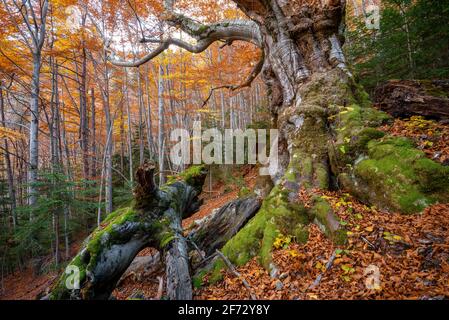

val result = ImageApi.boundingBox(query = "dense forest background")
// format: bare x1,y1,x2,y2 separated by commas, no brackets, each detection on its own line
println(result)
0,0,448,291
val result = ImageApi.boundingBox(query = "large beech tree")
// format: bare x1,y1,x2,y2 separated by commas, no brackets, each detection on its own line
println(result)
49,0,449,300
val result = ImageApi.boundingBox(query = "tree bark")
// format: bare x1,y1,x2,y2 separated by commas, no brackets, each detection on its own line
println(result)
103,51,113,215
124,69,134,184
90,88,97,178
0,81,17,228
157,64,165,186
48,164,208,300
373,80,449,122
79,46,90,181
28,53,42,213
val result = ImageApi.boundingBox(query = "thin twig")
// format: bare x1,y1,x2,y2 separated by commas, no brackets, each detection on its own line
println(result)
216,250,258,300
188,239,206,261
308,250,337,290
361,236,376,250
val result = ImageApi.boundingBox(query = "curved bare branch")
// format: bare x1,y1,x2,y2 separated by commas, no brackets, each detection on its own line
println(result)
109,0,262,68
200,53,265,108
110,37,214,67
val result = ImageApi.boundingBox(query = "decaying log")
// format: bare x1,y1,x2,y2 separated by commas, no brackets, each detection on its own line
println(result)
113,196,262,297
48,163,207,300
374,80,449,122
118,254,162,285
187,196,262,258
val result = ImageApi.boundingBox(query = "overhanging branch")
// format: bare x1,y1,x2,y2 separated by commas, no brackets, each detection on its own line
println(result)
200,53,265,108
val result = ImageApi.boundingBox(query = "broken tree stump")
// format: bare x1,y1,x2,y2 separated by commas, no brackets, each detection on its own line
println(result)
48,163,207,300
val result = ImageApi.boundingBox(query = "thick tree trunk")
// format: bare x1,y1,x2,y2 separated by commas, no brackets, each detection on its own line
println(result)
216,0,449,275
116,196,262,293
188,196,262,259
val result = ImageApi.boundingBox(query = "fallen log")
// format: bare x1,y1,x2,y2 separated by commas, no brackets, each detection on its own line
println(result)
112,195,262,298
48,163,207,300
188,196,262,258
373,80,449,122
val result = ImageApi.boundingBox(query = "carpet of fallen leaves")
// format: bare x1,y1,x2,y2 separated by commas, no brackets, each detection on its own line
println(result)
381,116,449,165
113,273,166,300
0,236,84,300
195,190,449,300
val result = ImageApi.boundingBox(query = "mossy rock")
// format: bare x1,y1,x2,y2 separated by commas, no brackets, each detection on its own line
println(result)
329,100,448,214
350,137,449,213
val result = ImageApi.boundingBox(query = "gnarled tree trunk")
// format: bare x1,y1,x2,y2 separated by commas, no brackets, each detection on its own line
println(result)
48,164,262,300
212,0,449,274
48,163,207,300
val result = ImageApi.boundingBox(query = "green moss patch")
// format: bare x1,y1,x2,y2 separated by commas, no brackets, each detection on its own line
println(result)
351,137,449,213
209,184,310,282
309,197,347,245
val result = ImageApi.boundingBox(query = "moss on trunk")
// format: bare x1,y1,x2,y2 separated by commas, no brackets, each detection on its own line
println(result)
49,165,207,300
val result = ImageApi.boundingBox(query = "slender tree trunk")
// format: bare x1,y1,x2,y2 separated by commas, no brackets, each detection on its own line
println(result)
90,88,97,178
157,64,165,186
400,4,415,79
50,58,62,266
137,68,145,166
144,64,154,157
103,60,113,215
0,82,17,228
124,69,134,184
28,53,42,214
79,46,90,180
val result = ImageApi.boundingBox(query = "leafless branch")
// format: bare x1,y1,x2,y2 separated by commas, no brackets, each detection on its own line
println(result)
216,250,258,300
200,54,265,108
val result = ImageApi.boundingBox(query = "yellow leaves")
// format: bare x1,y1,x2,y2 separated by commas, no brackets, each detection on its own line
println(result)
307,293,319,300
273,234,292,250
196,108,213,114
341,264,355,274
335,197,352,209
382,231,403,243
0,127,24,141
405,116,436,133
287,249,300,258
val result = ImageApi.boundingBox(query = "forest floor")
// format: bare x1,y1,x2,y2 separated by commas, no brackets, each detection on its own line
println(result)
0,236,85,300
1,117,448,300
194,117,449,300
